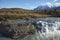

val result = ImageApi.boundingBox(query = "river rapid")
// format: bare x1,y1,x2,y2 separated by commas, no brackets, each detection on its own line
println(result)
0,17,60,40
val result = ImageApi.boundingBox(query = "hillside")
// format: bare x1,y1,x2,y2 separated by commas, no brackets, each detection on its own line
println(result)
0,8,60,20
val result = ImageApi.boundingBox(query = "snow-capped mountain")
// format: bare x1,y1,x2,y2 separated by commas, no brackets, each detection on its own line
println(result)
34,5,60,10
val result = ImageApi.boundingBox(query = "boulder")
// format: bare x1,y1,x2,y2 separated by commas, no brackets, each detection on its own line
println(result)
0,21,36,39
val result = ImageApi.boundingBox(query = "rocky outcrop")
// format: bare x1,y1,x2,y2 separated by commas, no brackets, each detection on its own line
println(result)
32,21,42,33
0,21,36,39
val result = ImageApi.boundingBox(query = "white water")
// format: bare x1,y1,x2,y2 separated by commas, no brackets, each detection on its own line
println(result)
0,18,60,40
22,18,60,40
37,21,60,38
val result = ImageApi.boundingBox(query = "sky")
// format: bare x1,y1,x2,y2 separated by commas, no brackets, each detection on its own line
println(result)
0,0,60,9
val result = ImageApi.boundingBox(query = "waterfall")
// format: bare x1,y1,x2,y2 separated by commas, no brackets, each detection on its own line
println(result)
35,20,60,40
14,18,60,40
0,18,60,40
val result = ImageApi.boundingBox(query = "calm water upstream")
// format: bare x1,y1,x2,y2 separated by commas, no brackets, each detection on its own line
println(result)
0,17,60,40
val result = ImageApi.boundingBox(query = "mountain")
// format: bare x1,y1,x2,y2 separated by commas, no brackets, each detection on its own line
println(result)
34,5,51,10
52,6,60,10
34,5,60,10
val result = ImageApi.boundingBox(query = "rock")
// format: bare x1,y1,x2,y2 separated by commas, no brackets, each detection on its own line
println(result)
32,21,42,32
0,21,36,39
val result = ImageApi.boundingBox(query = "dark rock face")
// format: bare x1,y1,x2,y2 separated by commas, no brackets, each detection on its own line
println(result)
0,21,36,39
32,22,42,32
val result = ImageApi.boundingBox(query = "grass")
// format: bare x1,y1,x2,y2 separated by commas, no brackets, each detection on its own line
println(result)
0,8,60,20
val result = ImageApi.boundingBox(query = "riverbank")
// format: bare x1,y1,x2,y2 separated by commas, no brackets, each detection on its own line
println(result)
0,8,60,20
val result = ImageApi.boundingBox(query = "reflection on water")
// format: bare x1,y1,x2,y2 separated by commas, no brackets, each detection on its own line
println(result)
0,17,60,40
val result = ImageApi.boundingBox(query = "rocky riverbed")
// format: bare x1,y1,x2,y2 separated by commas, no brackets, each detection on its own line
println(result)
0,19,36,39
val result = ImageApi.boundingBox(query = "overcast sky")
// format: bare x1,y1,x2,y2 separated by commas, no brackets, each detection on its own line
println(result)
0,0,60,9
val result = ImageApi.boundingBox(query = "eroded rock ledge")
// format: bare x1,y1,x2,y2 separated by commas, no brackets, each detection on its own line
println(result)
0,20,36,39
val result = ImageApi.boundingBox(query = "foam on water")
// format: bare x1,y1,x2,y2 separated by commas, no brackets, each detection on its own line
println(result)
22,18,60,40
0,18,60,40
36,20,60,40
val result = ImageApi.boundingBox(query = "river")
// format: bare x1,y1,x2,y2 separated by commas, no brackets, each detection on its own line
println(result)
0,17,60,40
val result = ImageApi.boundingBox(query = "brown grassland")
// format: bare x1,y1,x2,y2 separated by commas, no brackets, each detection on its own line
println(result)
0,8,60,20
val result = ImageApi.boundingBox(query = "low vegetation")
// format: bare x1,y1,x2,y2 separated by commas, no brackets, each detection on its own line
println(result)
0,8,60,20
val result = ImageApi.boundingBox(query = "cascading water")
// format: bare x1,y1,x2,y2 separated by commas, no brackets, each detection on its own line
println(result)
21,18,60,40
35,21,60,40
0,18,60,40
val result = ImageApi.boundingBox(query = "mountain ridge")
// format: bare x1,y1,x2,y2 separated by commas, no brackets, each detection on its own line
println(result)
34,5,60,10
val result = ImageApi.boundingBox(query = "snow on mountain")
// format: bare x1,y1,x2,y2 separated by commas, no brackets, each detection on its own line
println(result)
34,2,60,10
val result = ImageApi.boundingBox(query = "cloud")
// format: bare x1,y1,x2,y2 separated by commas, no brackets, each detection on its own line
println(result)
54,0,58,2
55,3,60,6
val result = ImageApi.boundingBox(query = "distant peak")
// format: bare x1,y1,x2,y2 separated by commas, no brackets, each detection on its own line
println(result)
34,4,60,10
